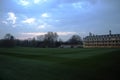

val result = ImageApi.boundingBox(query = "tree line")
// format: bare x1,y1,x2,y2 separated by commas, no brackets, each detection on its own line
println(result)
0,32,83,48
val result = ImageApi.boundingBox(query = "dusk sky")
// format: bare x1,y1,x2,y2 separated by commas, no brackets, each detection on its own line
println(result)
0,0,120,40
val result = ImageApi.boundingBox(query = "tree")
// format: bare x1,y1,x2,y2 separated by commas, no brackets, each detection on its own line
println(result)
2,33,15,47
37,35,44,42
68,35,83,45
44,32,58,47
4,34,14,40
31,37,37,47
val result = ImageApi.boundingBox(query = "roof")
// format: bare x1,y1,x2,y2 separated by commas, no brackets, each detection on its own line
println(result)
84,34,120,41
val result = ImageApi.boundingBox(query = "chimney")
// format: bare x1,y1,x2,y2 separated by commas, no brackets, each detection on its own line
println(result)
89,32,92,36
109,30,112,35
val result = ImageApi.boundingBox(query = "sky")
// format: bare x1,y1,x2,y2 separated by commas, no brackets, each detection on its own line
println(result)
0,0,120,40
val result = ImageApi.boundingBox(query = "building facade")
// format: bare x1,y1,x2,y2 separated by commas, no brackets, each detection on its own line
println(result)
60,44,83,48
83,31,120,48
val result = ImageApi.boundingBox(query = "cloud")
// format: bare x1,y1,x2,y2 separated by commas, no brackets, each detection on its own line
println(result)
21,32,77,36
41,13,50,18
22,18,36,24
20,32,77,40
34,0,40,4
37,23,52,29
72,2,83,9
16,0,48,7
33,0,47,4
38,24,46,29
58,0,97,4
7,12,17,24
1,21,8,24
21,32,46,36
21,32,46,39
57,32,77,36
72,1,91,9
18,0,30,6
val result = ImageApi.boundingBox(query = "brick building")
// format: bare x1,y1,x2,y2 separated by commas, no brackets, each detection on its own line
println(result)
83,30,120,48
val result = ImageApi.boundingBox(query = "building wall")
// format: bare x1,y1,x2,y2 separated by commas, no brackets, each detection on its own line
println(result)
83,33,120,48
60,44,83,48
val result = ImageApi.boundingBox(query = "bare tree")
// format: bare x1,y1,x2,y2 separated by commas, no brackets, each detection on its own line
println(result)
44,32,58,47
2,33,15,47
68,35,82,45
37,35,44,41
4,33,14,40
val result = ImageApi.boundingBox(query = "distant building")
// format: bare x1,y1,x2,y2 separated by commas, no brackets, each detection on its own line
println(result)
59,39,83,48
60,44,82,48
83,30,120,48
60,44,71,48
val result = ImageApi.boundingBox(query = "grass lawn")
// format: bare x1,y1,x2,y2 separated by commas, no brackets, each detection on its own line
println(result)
0,47,120,80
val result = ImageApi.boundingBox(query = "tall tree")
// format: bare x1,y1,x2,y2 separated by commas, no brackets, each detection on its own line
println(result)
2,33,15,47
68,35,83,45
44,32,58,47
37,35,44,41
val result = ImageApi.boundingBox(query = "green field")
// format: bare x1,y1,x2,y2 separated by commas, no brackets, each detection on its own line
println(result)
0,47,120,80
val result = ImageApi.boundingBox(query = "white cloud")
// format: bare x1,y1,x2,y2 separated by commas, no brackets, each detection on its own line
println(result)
38,24,46,29
72,2,83,9
22,18,36,24
33,0,47,4
72,1,91,9
20,32,77,40
41,13,50,18
43,0,47,2
21,32,77,36
19,0,30,6
21,32,46,37
7,12,17,24
57,32,77,36
17,0,48,7
1,21,8,24
37,23,51,29
34,0,41,4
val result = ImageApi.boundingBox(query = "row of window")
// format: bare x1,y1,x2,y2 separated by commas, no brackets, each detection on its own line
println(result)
84,40,120,43
84,35,120,41
85,44,120,46
84,38,120,41
87,34,120,38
